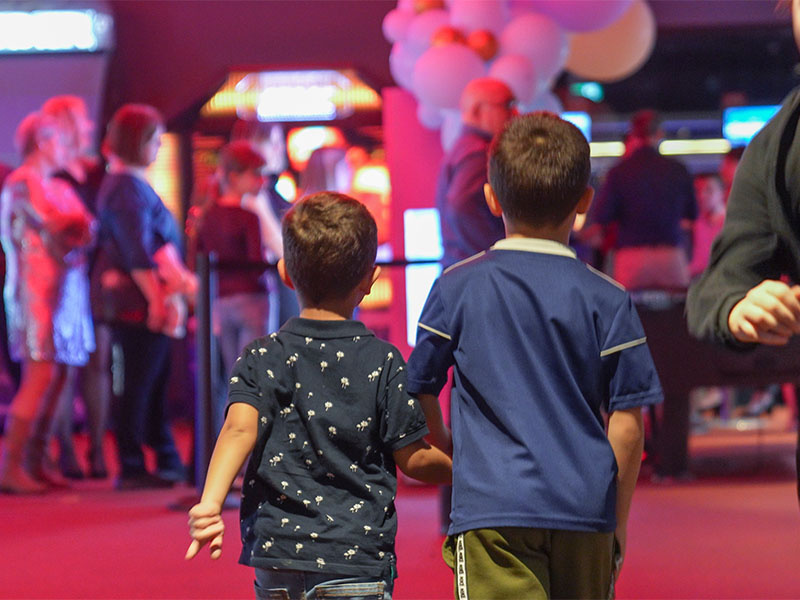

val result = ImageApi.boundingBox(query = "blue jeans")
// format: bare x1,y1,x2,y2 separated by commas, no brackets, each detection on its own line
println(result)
254,569,393,600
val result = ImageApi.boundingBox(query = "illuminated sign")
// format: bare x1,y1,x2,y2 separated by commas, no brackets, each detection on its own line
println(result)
201,69,382,123
722,105,780,146
0,9,113,54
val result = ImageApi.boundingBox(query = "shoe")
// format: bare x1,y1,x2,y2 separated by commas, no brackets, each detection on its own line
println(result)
88,448,108,479
156,465,187,483
115,472,174,491
59,452,85,480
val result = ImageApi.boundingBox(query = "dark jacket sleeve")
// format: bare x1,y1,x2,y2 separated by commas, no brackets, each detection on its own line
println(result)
686,94,800,345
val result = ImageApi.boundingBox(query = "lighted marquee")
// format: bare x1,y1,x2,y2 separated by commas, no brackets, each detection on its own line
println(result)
201,69,382,123
0,9,113,54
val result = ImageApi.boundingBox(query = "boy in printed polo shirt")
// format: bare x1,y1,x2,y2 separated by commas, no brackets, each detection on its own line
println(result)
186,192,452,600
408,112,663,600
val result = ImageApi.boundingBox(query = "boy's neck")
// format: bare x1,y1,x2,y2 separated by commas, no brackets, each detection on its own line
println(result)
299,298,359,321
504,219,574,246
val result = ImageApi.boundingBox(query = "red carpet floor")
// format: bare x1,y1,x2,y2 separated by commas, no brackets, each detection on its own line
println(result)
1,427,798,599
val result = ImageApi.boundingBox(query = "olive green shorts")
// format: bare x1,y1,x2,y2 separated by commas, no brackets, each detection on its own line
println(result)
442,527,617,600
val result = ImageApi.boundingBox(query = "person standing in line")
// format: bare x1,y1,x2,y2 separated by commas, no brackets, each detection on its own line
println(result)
92,104,196,490
0,112,96,494
592,109,697,290
436,77,517,269
42,95,110,479
408,113,662,599
192,140,269,436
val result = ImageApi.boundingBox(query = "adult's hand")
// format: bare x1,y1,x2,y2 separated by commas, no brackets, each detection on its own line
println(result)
727,280,800,345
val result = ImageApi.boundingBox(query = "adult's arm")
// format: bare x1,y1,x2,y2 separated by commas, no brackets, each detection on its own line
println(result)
686,137,788,345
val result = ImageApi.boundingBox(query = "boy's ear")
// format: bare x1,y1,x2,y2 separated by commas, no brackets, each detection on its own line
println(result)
576,186,594,215
359,265,382,295
484,183,503,217
277,258,294,290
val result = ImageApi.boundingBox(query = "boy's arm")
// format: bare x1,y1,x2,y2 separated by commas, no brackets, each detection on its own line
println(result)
393,439,452,485
607,406,645,575
185,402,259,560
416,393,452,455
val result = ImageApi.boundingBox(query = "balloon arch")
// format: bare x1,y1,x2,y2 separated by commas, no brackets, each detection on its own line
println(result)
383,0,656,148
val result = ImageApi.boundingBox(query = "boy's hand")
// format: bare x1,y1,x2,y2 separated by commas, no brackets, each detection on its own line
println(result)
728,280,800,345
185,501,225,560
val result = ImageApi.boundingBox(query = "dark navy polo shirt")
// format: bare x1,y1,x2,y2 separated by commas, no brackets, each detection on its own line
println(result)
228,318,429,577
593,146,697,248
407,238,662,535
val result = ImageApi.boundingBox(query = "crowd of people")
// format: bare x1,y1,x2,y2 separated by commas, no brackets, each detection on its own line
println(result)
1,46,800,599
0,98,299,493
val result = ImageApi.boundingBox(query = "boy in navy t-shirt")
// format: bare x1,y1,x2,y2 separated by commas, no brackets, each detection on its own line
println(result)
186,192,451,599
408,113,663,599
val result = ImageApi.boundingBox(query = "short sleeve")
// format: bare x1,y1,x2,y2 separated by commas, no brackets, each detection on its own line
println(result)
227,341,269,412
379,352,429,452
107,183,157,271
601,296,663,412
406,279,456,396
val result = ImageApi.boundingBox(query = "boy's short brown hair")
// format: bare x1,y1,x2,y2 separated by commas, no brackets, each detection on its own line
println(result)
488,111,590,227
282,192,377,305
104,103,163,166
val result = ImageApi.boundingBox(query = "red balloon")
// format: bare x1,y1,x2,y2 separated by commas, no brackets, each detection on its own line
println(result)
467,29,498,61
431,25,467,47
414,0,445,14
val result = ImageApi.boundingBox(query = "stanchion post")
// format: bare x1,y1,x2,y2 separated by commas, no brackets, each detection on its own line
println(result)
194,251,218,493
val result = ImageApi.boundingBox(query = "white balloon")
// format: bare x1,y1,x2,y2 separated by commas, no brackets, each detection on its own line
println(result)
389,42,421,90
499,13,568,83
382,9,416,44
406,9,450,53
440,109,464,152
412,43,486,109
520,91,563,115
449,0,509,35
417,103,445,130
488,54,538,104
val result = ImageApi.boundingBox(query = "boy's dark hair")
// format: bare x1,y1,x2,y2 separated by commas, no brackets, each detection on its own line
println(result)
282,192,377,305
104,103,163,166
219,140,266,177
488,111,591,227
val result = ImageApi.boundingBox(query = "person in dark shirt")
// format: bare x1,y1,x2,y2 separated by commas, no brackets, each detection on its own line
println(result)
186,192,451,600
93,104,196,490
193,140,270,435
593,109,697,290
436,77,517,268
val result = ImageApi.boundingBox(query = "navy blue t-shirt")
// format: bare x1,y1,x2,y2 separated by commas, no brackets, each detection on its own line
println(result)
593,146,697,248
407,238,662,535
228,318,429,577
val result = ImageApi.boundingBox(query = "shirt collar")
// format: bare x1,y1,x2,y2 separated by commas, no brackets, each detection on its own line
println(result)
491,237,577,259
281,317,374,340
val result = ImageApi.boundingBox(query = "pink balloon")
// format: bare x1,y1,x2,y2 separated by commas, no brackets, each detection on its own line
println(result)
382,9,416,44
488,54,538,104
412,43,486,109
532,0,633,33
449,0,509,35
406,9,450,53
565,0,656,82
417,103,444,130
390,42,421,90
499,13,568,83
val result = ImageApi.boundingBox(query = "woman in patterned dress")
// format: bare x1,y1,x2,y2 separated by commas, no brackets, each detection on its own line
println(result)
0,112,96,494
